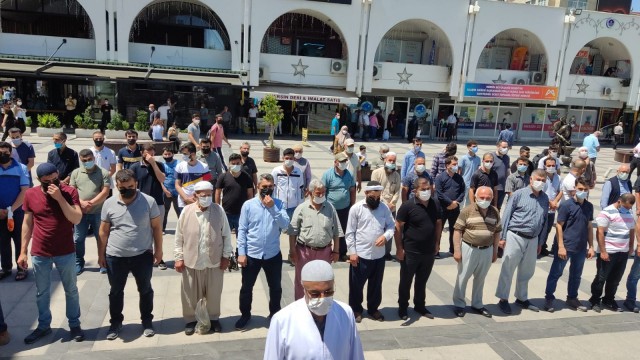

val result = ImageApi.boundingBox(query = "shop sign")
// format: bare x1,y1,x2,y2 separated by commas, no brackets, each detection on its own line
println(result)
463,83,559,101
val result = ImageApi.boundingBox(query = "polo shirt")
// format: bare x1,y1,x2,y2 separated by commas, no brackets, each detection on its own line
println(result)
501,187,549,245
117,144,142,170
215,170,254,215
555,198,593,253
130,161,165,206
543,173,561,213
91,146,117,173
505,172,529,193
288,200,342,247
321,167,355,211
47,146,79,180
69,166,110,214
454,203,502,247
175,160,211,207
242,156,258,177
470,168,498,191
196,150,223,183
11,141,35,179
583,134,600,159
596,204,634,253
23,184,79,257
0,158,29,208
491,153,510,190
402,171,433,199
396,197,442,254
101,191,160,258
187,123,200,141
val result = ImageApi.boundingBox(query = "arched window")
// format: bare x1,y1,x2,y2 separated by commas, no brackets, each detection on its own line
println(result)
0,0,93,38
375,20,452,66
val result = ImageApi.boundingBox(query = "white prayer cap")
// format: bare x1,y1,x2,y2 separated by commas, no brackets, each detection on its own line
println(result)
193,181,213,192
301,260,334,282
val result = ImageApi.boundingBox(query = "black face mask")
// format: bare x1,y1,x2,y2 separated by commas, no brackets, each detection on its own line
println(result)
366,196,380,210
94,139,104,147
260,187,274,198
0,153,10,164
119,188,137,199
41,178,60,192
241,151,250,157
127,139,137,146
163,156,173,163
201,148,211,154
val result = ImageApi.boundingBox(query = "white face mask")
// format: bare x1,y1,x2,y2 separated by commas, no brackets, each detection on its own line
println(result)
198,196,212,208
532,180,545,191
341,130,348,135
346,147,354,154
499,147,509,155
476,199,491,209
415,164,426,173
230,164,242,173
546,166,556,174
193,120,200,125
312,195,326,205
337,162,347,171
483,162,493,170
17,101,22,106
549,151,557,158
418,190,431,201
307,296,333,316
619,173,629,181
294,152,302,159
284,159,294,168
182,154,191,162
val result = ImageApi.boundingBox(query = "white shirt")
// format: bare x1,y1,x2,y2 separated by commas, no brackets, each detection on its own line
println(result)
345,152,360,180
345,200,395,260
447,114,457,124
561,172,577,201
158,104,170,120
543,173,561,213
614,125,623,135
271,165,305,210
537,155,561,171
264,299,365,360
633,143,640,158
248,108,258,118
92,146,116,188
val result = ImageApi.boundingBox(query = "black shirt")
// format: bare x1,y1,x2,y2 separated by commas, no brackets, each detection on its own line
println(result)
435,171,466,207
396,197,442,254
470,168,498,190
242,156,258,177
101,104,113,121
47,146,79,180
130,161,165,205
216,171,254,215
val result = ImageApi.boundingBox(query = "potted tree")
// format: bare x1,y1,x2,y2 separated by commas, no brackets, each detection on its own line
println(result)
36,113,63,137
23,116,32,136
178,128,189,141
74,106,98,138
134,110,150,132
105,112,129,139
260,94,284,162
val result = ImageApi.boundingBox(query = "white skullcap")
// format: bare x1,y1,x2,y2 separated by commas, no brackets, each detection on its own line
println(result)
301,260,334,282
365,185,384,191
193,181,213,192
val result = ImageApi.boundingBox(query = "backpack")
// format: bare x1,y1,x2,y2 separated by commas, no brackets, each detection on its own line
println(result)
531,150,548,169
206,124,218,139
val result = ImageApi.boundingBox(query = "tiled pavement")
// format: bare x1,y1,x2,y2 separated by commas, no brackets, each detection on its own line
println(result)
1,133,639,359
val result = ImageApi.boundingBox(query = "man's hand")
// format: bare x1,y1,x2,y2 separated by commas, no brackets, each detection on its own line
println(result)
453,250,462,263
153,250,163,265
47,183,64,202
97,255,106,270
396,248,405,261
238,255,247,267
349,254,359,267
492,251,498,263
356,183,362,193
183,195,196,205
17,253,28,270
330,252,339,263
163,189,172,198
600,251,610,261
262,195,275,208
175,260,185,273
549,200,558,211
499,239,506,249
219,257,230,270
537,245,542,255
374,235,386,247
144,153,156,165
0,209,7,220
558,246,567,260
289,251,297,266
587,247,595,259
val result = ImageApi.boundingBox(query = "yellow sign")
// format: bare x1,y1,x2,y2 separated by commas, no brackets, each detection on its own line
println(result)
302,128,310,146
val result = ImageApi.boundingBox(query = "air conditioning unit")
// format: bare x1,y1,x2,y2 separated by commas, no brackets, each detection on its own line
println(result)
373,63,383,80
330,59,347,74
530,71,545,85
259,67,269,81
514,78,529,85
603,87,612,96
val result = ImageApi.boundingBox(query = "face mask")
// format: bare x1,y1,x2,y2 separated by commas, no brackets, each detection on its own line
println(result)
418,190,431,201
149,108,153,112
532,180,545,191
198,196,212,207
201,148,211,154
83,161,95,169
341,130,348,135
471,146,478,154
337,162,347,171
546,166,556,174
284,159,294,168
366,196,381,209
385,163,396,171
260,187,274,198
414,145,422,153
182,154,191,162
346,147,354,154
549,151,557,158
164,156,173,163
11,138,22,146
193,120,200,125
241,151,250,157
517,165,528,173
40,178,60,192
230,164,242,173
483,162,493,170
415,164,426,173
294,152,302,160
94,139,104,147
127,139,137,146
307,296,333,316
312,195,326,205
17,101,22,106
54,142,63,149
576,190,588,200
105,101,109,105
450,165,459,173
579,151,588,159
119,188,136,199
618,173,629,181
0,153,10,164
499,147,509,155
476,199,491,209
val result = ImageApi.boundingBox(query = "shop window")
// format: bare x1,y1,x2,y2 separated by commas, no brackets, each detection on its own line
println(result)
0,0,94,38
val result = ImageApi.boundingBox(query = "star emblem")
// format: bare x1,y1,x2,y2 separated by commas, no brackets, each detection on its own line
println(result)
492,75,507,84
576,79,589,94
397,67,413,85
291,59,309,77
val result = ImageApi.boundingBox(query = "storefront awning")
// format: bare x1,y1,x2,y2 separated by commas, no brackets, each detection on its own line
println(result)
251,86,359,105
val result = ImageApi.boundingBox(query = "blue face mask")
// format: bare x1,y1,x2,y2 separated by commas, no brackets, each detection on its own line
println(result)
83,161,95,169
517,165,528,173
471,146,478,154
576,190,588,200
54,142,63,149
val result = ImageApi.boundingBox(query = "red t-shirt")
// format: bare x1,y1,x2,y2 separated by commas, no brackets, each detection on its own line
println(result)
23,183,79,257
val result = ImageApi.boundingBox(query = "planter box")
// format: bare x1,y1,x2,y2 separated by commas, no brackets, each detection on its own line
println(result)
263,147,281,163
22,128,31,136
106,130,127,140
37,127,63,137
75,128,99,138
178,132,189,141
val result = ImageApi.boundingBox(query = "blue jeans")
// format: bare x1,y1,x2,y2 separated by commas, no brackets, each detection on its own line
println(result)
0,296,6,333
106,251,154,325
73,213,102,268
226,213,240,234
545,247,587,300
32,253,81,329
286,208,296,221
626,254,640,302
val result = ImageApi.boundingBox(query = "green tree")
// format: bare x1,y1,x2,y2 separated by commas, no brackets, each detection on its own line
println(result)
259,94,283,149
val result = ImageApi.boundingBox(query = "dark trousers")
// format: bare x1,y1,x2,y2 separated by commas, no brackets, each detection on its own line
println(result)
215,147,228,171
630,156,640,182
613,134,622,149
336,207,350,258
0,208,24,271
239,252,282,316
496,190,507,210
162,193,181,231
589,252,628,305
349,257,385,314
442,208,460,254
0,296,6,333
542,212,556,250
248,117,257,135
106,251,154,326
398,251,434,309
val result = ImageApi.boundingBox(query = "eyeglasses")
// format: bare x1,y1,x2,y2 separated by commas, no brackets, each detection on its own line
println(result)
305,289,335,299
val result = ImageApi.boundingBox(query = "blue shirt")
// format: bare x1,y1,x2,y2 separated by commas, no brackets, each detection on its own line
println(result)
163,159,179,197
435,171,466,206
501,186,549,246
555,198,594,253
322,167,355,210
402,171,433,199
583,134,600,159
11,141,35,185
330,118,340,135
459,153,480,187
498,129,514,147
237,197,290,259
0,159,29,209
600,177,631,210
401,149,426,179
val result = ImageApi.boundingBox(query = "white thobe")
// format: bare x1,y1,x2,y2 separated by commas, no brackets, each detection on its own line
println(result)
264,299,364,360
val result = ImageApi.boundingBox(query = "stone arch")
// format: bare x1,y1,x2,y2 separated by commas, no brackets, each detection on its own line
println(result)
373,19,453,66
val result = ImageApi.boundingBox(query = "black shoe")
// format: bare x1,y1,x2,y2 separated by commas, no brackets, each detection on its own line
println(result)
184,321,197,336
602,300,622,312
515,299,540,312
414,307,434,319
211,320,222,333
384,254,393,261
70,326,84,342
354,312,362,323
106,323,122,341
498,300,512,314
235,314,251,330
24,328,52,344
454,307,466,317
539,248,550,257
591,302,602,313
624,299,640,313
435,253,441,259
398,308,408,320
471,307,492,318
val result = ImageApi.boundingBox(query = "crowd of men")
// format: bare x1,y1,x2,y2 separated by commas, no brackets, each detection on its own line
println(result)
1,125,640,359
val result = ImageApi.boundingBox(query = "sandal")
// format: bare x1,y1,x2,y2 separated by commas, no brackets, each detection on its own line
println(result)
15,269,27,281
0,269,10,280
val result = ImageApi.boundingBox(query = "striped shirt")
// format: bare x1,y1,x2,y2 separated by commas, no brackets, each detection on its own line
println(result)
175,160,211,208
454,203,502,247
501,186,549,245
596,204,635,253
